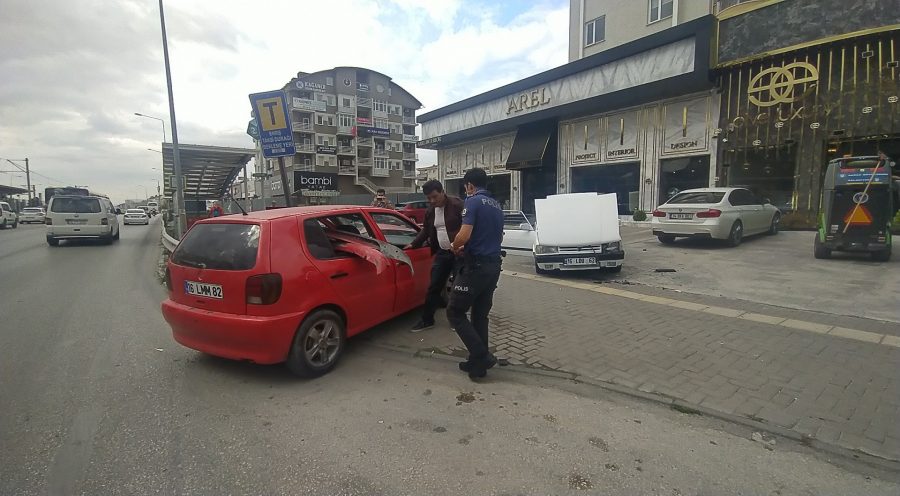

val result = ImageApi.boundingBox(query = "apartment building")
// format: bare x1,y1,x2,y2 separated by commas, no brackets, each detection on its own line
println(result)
260,67,422,205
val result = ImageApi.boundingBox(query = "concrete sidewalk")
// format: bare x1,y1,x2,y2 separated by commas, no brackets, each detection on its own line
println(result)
366,272,900,464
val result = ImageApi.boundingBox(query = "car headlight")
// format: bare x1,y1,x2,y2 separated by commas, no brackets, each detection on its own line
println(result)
604,241,621,253
534,245,558,255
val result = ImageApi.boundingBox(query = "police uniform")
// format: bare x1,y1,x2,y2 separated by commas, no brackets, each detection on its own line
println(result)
446,189,504,376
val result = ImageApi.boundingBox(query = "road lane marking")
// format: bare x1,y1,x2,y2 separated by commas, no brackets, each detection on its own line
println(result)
502,271,898,348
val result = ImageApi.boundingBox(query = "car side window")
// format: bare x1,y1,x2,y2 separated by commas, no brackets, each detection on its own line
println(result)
302,219,337,260
370,212,420,248
303,213,377,260
729,190,749,206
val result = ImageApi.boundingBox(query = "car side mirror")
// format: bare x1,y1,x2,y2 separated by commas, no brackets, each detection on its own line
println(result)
518,222,534,231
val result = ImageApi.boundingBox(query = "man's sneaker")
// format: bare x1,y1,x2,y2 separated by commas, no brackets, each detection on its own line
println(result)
410,320,435,333
466,355,498,380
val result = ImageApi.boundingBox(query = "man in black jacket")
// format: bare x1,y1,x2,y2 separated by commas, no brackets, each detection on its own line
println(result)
405,180,465,332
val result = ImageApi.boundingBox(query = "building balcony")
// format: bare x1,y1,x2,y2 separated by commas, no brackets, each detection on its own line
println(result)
336,125,353,135
292,161,315,171
370,168,389,177
402,134,418,143
357,157,374,166
292,122,313,133
403,152,419,161
357,137,374,147
402,116,416,125
357,97,372,108
337,145,356,155
339,165,357,176
374,149,390,158
403,169,417,179
296,143,315,153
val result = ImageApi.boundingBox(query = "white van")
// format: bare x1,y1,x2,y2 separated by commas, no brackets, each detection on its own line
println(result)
533,193,624,274
45,195,120,246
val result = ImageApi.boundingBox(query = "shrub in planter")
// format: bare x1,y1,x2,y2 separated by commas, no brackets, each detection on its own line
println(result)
632,210,648,221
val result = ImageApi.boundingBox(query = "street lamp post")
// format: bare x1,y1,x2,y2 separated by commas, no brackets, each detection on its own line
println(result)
156,0,185,238
134,113,166,143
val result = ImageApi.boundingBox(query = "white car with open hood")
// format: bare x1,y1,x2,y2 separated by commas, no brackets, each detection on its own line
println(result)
533,193,624,274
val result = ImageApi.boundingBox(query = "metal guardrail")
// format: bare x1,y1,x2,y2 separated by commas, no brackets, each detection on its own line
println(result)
161,223,178,252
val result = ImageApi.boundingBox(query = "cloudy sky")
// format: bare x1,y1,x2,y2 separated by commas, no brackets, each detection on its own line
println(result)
0,0,569,203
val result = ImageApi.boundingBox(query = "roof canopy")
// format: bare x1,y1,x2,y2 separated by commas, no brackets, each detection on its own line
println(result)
0,185,29,197
161,143,255,199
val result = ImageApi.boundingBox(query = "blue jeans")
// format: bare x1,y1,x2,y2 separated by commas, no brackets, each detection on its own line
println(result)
421,249,456,324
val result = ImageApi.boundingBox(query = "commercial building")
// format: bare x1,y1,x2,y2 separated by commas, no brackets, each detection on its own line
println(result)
418,8,718,215
257,67,422,205
712,0,900,227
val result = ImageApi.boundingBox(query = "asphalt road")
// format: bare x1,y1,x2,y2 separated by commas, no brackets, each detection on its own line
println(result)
1,220,897,495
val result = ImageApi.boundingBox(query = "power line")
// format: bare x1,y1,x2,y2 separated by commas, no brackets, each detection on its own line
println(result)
2,159,69,185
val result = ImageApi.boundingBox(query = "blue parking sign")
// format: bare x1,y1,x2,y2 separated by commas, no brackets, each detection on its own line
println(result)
249,90,295,158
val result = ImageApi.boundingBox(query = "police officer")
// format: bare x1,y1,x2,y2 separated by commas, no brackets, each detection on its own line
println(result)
447,168,504,380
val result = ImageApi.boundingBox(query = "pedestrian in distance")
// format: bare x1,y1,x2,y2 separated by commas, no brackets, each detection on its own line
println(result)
371,188,394,209
404,180,465,332
447,168,505,380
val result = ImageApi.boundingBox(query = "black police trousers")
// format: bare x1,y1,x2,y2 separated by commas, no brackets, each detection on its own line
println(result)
446,256,502,362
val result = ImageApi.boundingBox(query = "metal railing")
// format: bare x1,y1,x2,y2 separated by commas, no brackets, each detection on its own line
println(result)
357,97,372,107
402,116,416,125
357,157,374,166
339,165,356,176
403,152,419,160
403,169,416,179
370,168,389,177
293,162,315,171
336,125,353,134
356,137,374,147
337,145,355,155
292,122,313,132
374,149,390,158
296,143,315,153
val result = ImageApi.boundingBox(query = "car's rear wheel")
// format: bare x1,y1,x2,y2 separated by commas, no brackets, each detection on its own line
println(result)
658,235,676,245
47,237,59,247
727,221,743,247
0,219,6,230
768,213,781,235
871,247,891,262
286,309,346,378
813,235,831,259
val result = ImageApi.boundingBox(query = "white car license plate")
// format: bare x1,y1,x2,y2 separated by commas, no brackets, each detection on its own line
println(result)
669,213,693,220
66,219,88,225
565,257,596,266
184,281,223,299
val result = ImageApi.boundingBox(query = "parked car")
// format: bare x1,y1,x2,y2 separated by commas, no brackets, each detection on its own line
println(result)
651,187,781,247
533,193,624,274
19,207,45,224
161,206,433,378
395,200,428,225
123,208,150,225
45,195,120,246
147,201,159,215
502,210,536,251
0,201,18,229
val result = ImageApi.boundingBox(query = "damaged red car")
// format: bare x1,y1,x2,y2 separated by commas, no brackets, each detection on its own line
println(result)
161,206,432,377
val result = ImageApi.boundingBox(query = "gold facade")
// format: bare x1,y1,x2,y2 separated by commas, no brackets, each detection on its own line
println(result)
716,29,899,227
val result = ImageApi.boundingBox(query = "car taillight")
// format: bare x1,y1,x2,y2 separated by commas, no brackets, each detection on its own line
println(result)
246,273,282,305
696,209,722,218
45,218,52,225
101,217,109,225
652,210,666,217
165,266,172,292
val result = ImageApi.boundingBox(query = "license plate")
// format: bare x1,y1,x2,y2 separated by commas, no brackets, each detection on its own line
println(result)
66,219,88,225
184,281,223,299
669,213,693,220
564,257,596,266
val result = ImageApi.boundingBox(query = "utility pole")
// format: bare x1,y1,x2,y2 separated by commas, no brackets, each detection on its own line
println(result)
24,158,31,201
158,0,185,238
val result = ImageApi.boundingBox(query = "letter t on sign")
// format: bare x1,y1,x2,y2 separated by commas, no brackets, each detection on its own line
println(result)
263,102,278,124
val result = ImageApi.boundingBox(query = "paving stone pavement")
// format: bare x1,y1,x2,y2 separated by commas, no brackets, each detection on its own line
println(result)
369,272,900,463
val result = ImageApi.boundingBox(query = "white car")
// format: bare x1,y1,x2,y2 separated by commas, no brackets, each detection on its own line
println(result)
533,193,624,274
651,187,781,247
0,201,18,229
45,195,120,246
502,210,537,251
20,207,46,224
123,208,150,225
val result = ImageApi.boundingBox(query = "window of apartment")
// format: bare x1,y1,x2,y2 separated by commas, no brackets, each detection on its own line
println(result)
374,157,387,169
326,76,334,86
584,16,605,46
373,100,387,112
316,114,335,126
316,134,335,146
340,96,352,108
375,118,389,129
315,93,336,106
389,160,401,171
316,155,334,167
390,123,402,135
338,114,354,127
648,0,674,23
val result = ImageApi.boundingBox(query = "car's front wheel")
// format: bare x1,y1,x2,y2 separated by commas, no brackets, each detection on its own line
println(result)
727,221,743,247
286,309,346,378
47,237,59,247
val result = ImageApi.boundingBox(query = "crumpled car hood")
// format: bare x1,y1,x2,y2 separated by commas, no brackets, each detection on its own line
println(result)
327,231,414,275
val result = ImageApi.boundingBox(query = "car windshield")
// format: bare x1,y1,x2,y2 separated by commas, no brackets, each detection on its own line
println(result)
666,192,726,205
172,223,261,270
50,197,101,213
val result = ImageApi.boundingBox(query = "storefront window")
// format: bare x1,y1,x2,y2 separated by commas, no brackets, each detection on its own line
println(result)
486,174,511,210
658,156,710,204
726,147,796,213
571,162,640,215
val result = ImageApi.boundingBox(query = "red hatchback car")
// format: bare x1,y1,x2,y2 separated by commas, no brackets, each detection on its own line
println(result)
395,200,428,225
161,206,432,377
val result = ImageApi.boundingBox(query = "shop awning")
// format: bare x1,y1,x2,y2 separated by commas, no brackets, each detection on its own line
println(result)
505,121,554,170
161,143,256,199
0,185,29,197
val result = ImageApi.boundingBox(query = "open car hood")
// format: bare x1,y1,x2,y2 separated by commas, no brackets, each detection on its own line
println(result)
535,193,621,246
327,230,413,275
